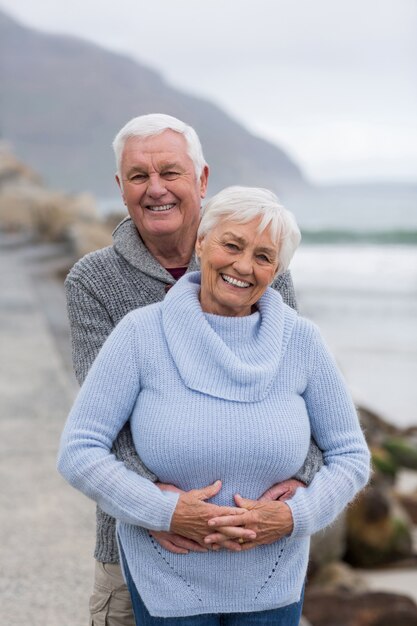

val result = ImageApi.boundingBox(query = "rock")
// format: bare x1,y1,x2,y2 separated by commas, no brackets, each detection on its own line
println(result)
358,406,401,447
0,142,42,188
303,589,417,626
383,437,417,471
309,560,368,593
396,491,417,524
371,445,398,484
345,486,413,567
68,221,113,258
68,192,99,222
309,513,347,573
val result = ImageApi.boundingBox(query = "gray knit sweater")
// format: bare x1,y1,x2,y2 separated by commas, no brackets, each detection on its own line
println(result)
65,217,323,563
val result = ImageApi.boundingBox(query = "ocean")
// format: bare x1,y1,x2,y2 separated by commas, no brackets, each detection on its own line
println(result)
291,244,417,429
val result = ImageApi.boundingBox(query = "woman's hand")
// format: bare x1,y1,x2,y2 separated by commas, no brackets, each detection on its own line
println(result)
170,481,257,549
204,494,294,551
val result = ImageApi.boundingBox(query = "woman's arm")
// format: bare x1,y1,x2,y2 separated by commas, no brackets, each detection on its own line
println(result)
58,314,178,530
206,322,370,547
285,325,371,537
58,313,253,545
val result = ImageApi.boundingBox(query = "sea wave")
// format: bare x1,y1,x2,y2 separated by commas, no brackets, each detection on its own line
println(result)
300,229,417,245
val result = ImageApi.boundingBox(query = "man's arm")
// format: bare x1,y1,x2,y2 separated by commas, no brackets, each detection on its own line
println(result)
272,270,298,311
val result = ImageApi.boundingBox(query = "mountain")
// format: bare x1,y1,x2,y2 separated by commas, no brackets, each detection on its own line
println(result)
0,9,308,199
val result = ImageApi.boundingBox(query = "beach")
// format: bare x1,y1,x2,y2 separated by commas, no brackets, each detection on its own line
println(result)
1,234,416,625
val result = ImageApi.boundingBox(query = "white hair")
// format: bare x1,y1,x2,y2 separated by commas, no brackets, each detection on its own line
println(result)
198,186,301,274
112,113,207,179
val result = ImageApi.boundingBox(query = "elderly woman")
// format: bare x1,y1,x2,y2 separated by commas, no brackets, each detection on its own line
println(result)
58,186,370,625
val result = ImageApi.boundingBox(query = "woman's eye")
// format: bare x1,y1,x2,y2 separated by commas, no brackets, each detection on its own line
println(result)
225,243,239,251
257,254,271,263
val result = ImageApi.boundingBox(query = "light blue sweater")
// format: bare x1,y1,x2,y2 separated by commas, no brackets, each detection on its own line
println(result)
58,272,370,617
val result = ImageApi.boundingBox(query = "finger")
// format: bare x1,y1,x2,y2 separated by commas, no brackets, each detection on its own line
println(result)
234,494,255,509
238,541,258,552
204,531,229,543
167,534,209,552
259,487,288,502
156,539,189,554
156,482,184,494
276,489,293,502
204,527,257,542
221,539,243,552
207,511,252,527
193,480,222,501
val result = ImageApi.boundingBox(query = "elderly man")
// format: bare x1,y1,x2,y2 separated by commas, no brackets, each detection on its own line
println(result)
65,114,322,626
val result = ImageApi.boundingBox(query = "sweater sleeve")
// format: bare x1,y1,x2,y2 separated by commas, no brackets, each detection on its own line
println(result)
64,273,157,482
57,313,177,530
286,324,370,537
273,270,298,311
272,270,324,485
65,274,114,385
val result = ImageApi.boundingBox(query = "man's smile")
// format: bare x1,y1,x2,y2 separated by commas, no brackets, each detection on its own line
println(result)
146,203,176,212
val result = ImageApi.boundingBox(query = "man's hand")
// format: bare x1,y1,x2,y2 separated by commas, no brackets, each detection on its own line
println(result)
149,530,209,554
151,482,208,553
259,478,305,502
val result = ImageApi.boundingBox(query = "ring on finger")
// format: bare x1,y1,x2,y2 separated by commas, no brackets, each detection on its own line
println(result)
238,538,245,545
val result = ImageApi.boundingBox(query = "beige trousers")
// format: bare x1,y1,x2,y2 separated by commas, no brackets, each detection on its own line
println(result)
89,561,135,626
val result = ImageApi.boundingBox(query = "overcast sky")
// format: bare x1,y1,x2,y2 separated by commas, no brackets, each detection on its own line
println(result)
1,0,416,184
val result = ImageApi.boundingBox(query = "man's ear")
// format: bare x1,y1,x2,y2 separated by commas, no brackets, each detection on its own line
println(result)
115,174,126,205
199,165,210,199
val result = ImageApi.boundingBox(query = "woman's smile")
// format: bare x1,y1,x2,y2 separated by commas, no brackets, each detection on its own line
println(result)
196,217,278,317
220,273,253,288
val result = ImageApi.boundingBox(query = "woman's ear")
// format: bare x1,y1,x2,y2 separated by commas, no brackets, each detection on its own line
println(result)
195,235,205,258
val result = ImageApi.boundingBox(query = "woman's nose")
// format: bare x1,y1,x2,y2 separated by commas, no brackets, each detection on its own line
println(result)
233,252,253,276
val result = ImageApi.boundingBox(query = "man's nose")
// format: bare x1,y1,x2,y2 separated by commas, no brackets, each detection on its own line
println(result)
147,174,167,197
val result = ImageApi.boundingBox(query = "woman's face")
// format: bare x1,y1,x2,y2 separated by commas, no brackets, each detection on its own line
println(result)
195,217,279,317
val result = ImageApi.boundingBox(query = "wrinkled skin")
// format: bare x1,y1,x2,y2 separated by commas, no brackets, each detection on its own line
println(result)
150,479,304,553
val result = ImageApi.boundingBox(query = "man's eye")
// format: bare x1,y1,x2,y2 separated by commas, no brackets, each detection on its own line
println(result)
162,171,180,180
129,174,147,183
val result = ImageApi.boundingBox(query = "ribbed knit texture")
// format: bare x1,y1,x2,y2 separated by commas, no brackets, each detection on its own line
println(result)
64,216,322,563
58,272,370,617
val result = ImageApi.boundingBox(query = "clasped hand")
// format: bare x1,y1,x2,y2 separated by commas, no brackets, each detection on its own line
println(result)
150,479,300,554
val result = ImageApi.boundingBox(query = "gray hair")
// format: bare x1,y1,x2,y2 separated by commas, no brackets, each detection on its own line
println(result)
112,113,207,179
198,186,301,274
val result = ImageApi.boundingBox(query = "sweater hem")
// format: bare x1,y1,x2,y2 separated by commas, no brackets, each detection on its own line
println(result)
144,594,302,618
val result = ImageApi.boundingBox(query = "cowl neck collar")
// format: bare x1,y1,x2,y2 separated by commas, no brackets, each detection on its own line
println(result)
162,272,297,402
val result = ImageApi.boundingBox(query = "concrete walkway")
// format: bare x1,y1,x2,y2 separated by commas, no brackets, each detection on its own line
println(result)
0,237,94,626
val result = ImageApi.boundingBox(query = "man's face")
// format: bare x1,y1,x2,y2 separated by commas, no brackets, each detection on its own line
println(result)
116,130,209,243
